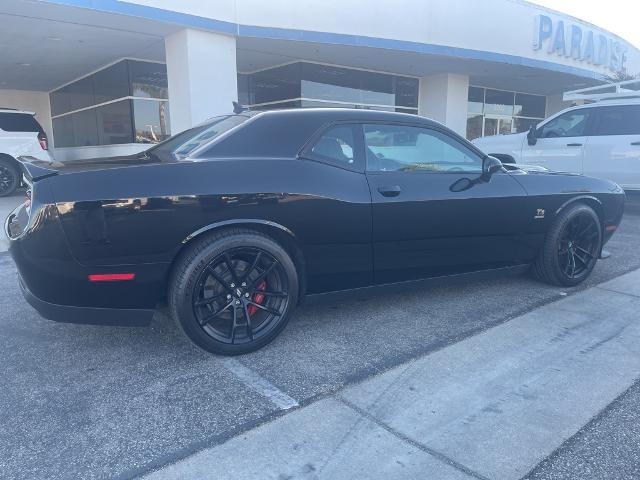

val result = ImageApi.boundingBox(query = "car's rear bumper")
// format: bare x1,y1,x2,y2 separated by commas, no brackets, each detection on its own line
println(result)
7,201,168,324
18,274,154,326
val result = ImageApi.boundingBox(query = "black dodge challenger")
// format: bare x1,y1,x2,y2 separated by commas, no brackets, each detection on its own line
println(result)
5,109,625,354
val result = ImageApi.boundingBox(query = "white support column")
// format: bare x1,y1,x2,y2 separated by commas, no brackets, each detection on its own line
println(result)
418,74,469,137
165,29,238,134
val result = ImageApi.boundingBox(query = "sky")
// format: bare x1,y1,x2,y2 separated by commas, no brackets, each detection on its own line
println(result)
530,0,640,48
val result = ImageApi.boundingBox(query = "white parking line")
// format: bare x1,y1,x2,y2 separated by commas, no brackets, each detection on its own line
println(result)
220,358,299,410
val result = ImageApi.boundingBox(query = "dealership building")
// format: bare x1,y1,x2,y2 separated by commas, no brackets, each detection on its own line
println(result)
1,0,639,161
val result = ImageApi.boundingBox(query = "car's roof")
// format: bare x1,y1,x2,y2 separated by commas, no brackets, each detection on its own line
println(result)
193,107,453,159
566,98,640,109
249,107,439,126
0,108,35,115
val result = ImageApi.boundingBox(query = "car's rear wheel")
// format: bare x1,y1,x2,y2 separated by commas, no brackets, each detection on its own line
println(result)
533,203,602,286
169,229,298,355
0,157,20,197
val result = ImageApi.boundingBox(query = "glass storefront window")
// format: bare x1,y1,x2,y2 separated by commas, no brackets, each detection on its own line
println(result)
394,77,419,109
300,100,395,111
133,99,171,144
466,86,545,139
237,74,250,106
514,93,546,118
466,114,483,140
51,60,170,148
484,89,515,116
250,63,302,105
97,100,134,145
129,61,168,99
244,62,418,113
93,61,130,105
51,115,74,148
71,108,99,147
65,76,95,114
468,87,484,114
301,80,395,107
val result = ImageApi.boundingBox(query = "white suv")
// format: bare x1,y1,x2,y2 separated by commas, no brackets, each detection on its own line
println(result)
0,109,53,197
473,99,640,191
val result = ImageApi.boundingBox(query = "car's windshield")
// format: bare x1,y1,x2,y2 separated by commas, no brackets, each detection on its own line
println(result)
147,114,250,159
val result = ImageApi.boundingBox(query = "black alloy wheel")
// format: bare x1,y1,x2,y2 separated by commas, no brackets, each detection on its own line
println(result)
0,159,19,197
193,247,290,346
170,229,298,355
533,203,602,286
557,211,601,280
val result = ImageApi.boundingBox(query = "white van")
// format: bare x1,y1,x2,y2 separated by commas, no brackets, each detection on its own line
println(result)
473,82,640,191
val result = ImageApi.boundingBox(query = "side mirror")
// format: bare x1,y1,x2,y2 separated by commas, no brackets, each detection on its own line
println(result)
482,156,503,179
527,125,538,146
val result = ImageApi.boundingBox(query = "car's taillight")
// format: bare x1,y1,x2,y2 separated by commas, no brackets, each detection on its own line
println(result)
38,131,48,150
88,273,136,282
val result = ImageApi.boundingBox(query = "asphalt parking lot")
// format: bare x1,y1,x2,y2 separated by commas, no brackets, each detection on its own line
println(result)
1,192,640,480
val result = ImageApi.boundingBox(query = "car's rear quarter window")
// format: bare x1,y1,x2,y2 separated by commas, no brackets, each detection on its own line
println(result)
0,113,42,132
199,113,324,158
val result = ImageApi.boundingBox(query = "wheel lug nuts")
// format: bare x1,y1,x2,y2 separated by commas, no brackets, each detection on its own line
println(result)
226,294,231,299
235,300,240,305
245,293,250,298
230,283,235,288
241,282,246,287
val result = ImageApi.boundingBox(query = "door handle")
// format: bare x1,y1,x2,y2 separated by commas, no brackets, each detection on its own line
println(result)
566,143,583,147
377,185,401,197
631,141,640,146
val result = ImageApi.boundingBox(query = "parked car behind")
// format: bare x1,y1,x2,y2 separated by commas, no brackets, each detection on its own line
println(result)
473,99,640,191
0,108,52,197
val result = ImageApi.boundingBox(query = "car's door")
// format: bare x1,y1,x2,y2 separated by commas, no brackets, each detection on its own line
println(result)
521,108,595,173
362,122,529,284
583,104,640,190
296,122,374,293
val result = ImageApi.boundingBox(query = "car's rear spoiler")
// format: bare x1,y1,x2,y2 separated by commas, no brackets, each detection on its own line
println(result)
16,156,61,181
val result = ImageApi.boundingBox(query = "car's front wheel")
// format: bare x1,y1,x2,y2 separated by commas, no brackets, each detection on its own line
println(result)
169,229,299,355
0,157,20,197
533,203,602,286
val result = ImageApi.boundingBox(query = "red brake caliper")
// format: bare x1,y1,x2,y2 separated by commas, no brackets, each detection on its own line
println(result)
247,280,267,316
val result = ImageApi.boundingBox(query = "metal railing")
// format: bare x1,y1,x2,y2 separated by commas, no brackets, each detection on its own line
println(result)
563,79,640,102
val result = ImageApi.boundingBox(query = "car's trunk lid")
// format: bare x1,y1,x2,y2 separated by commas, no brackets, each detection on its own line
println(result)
17,152,172,181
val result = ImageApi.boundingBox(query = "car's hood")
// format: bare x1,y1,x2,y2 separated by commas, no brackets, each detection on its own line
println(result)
473,131,526,147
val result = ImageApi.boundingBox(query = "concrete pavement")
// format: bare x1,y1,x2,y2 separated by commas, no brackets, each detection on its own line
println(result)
526,378,640,480
144,269,640,480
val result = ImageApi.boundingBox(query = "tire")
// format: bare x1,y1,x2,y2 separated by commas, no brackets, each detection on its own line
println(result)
532,203,602,287
0,157,20,197
169,228,299,355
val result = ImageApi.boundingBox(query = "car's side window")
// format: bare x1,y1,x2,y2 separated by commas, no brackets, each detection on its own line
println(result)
593,106,640,136
538,109,591,138
363,124,483,173
307,125,357,168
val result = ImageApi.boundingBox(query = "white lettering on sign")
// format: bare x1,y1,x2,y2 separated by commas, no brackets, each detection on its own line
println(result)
534,14,627,73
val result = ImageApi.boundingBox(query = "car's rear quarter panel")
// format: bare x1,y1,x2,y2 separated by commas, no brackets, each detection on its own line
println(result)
50,157,373,299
